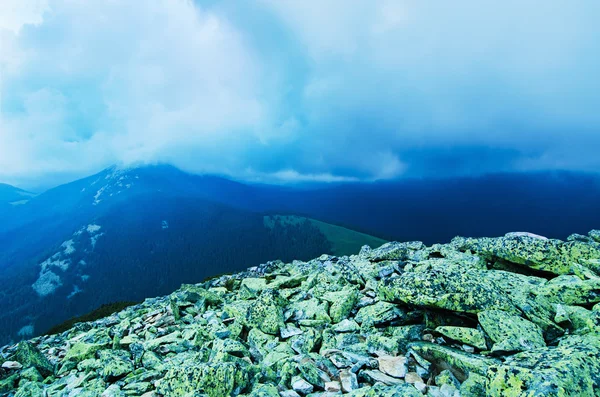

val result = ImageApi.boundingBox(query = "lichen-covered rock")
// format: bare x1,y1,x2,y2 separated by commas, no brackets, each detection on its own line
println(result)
485,334,600,396
156,362,247,397
378,262,517,314
247,290,286,335
13,341,54,377
435,326,487,350
458,235,600,275
98,350,133,381
538,275,600,305
478,310,546,353
409,342,500,381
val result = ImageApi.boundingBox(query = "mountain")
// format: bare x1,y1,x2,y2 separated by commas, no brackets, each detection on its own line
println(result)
0,184,35,217
1,231,600,396
0,184,34,204
0,165,385,344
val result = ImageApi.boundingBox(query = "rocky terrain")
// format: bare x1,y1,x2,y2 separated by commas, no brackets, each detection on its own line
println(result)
2,230,600,396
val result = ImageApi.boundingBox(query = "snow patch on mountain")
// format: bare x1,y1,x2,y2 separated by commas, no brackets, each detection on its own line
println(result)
62,240,75,255
87,224,101,233
67,285,82,299
32,270,62,297
92,168,135,205
91,233,104,249
32,224,104,297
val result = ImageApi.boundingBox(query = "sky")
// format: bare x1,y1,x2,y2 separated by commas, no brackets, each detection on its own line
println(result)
1,0,599,190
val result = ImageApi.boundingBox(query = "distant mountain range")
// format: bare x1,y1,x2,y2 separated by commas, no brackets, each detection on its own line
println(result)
0,164,599,344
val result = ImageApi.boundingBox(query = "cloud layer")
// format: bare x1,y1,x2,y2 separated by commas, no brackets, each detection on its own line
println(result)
1,0,599,189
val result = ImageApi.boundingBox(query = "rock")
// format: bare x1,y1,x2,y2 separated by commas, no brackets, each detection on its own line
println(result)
538,275,600,305
459,372,487,397
414,381,427,394
458,235,600,275
478,310,546,353
434,326,487,350
13,341,54,377
280,391,302,397
377,355,407,378
409,342,500,381
378,261,517,314
363,241,426,261
333,319,360,333
98,350,133,381
435,369,460,389
590,230,600,243
1,361,22,370
485,334,600,396
405,372,423,384
340,369,359,392
355,301,416,327
325,380,341,392
247,290,285,335
156,361,247,397
292,376,314,395
360,369,404,385
355,383,423,397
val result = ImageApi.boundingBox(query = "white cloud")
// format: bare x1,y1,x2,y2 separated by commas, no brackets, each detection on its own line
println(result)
2,0,600,188
1,0,271,185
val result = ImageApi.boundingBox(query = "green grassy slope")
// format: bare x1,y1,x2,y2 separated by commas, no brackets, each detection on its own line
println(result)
264,215,387,256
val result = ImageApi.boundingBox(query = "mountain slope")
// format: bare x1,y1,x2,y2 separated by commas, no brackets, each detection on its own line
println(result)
0,167,385,344
264,215,387,256
0,184,34,204
1,231,600,396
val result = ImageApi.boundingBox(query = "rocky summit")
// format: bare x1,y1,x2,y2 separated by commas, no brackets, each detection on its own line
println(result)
2,231,600,397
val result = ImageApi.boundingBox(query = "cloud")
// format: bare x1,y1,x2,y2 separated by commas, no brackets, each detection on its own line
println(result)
1,0,600,189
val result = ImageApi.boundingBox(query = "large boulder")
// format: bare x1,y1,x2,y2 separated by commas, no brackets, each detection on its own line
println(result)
378,262,517,314
457,235,600,275
485,335,600,396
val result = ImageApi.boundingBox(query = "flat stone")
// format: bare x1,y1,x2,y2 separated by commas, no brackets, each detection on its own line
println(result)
405,372,423,384
325,380,341,392
1,361,22,370
435,326,487,350
340,369,359,392
361,369,404,385
478,310,545,353
377,355,407,378
292,377,313,395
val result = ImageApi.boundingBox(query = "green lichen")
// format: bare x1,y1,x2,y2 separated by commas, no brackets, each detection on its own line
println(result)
435,326,487,350
478,310,545,353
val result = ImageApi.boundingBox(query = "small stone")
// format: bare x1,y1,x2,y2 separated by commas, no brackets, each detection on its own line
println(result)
377,355,407,378
292,377,314,395
333,319,360,333
422,334,434,342
462,344,475,353
414,381,427,394
279,391,301,397
325,381,341,392
340,369,359,392
361,369,404,385
280,324,303,339
405,372,423,384
1,361,22,370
